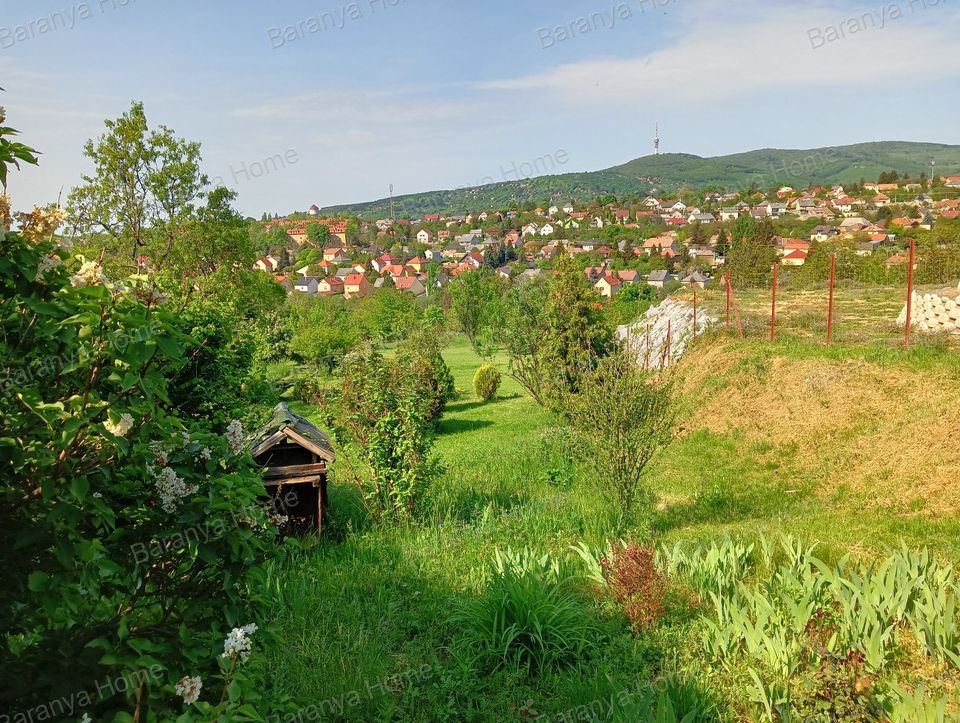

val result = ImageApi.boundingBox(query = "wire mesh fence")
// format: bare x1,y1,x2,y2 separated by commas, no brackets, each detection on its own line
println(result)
674,247,960,350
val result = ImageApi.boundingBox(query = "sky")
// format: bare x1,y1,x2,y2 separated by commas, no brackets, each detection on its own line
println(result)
2,0,959,217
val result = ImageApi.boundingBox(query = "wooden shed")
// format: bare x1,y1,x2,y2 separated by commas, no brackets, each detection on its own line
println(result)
248,403,336,533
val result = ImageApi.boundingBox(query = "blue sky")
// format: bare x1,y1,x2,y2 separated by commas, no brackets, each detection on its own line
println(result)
2,0,959,216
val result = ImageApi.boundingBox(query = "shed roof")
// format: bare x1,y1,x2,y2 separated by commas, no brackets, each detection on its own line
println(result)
249,403,336,462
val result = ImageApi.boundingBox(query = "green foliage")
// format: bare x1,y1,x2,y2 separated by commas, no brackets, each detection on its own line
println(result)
662,536,960,721
164,295,279,427
287,295,358,371
448,270,500,348
452,549,597,675
306,222,329,246
540,250,616,412
421,304,445,331
495,275,551,405
566,354,675,529
68,101,207,270
352,288,421,343
472,364,501,402
0,227,275,720
337,348,443,520
0,97,40,189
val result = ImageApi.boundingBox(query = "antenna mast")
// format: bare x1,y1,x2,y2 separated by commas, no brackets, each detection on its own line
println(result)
654,123,661,155
389,183,395,221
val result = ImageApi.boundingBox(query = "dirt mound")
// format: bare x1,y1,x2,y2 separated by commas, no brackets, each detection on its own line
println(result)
677,336,960,515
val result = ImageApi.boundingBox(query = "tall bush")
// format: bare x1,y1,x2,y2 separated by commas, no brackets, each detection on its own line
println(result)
0,219,276,719
337,348,442,519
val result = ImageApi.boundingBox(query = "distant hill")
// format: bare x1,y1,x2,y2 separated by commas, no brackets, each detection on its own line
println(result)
319,141,960,219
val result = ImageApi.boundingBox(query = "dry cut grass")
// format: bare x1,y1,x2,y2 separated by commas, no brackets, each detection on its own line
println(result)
677,334,960,516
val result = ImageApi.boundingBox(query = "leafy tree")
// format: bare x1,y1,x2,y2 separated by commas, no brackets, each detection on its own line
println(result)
288,296,357,372
448,270,497,347
353,288,420,343
306,222,329,246
68,102,208,270
714,224,729,256
496,276,551,405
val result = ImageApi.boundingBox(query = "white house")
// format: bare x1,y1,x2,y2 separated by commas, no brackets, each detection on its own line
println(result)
416,229,433,244
539,224,555,237
294,276,319,294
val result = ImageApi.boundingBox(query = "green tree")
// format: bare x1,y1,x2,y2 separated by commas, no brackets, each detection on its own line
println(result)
541,248,616,411
68,102,208,269
306,222,329,246
449,270,496,347
496,276,551,405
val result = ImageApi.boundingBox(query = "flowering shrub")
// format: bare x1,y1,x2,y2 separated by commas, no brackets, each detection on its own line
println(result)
0,215,278,720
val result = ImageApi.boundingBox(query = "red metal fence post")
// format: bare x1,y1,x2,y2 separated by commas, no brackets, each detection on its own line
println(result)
725,271,731,327
644,323,651,371
770,262,778,342
905,238,916,348
693,288,698,341
665,319,672,368
826,253,836,345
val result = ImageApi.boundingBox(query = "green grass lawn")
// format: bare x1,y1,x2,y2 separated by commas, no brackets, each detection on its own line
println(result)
259,334,960,721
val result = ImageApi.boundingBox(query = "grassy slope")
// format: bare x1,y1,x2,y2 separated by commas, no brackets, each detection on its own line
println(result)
260,333,960,720
320,141,960,218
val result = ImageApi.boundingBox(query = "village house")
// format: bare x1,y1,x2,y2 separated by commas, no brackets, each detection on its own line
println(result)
394,276,426,297
254,255,281,273
294,276,319,294
416,229,433,244
317,276,345,296
682,271,710,289
594,274,623,300
343,273,372,299
647,270,674,289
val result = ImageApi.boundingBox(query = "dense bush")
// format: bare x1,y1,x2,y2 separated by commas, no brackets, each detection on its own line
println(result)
0,221,277,720
336,347,443,519
472,364,501,402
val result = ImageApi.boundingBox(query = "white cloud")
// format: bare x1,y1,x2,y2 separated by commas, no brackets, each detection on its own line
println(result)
479,0,960,106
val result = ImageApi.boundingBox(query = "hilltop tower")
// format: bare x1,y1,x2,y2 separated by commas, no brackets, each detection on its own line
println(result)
654,123,661,156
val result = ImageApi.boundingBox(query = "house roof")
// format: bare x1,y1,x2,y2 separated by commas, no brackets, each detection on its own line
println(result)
249,403,336,463
344,273,366,285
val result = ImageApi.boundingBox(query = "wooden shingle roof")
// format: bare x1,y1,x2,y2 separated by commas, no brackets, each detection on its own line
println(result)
249,403,336,462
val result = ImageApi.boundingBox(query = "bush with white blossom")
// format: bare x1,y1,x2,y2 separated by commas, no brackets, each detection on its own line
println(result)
0,205,278,720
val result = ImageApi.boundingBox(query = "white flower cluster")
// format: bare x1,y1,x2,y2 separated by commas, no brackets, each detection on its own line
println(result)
35,254,62,282
226,420,245,455
70,260,107,288
153,466,198,513
133,284,169,306
267,511,289,527
221,623,257,664
104,413,134,438
175,675,203,705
